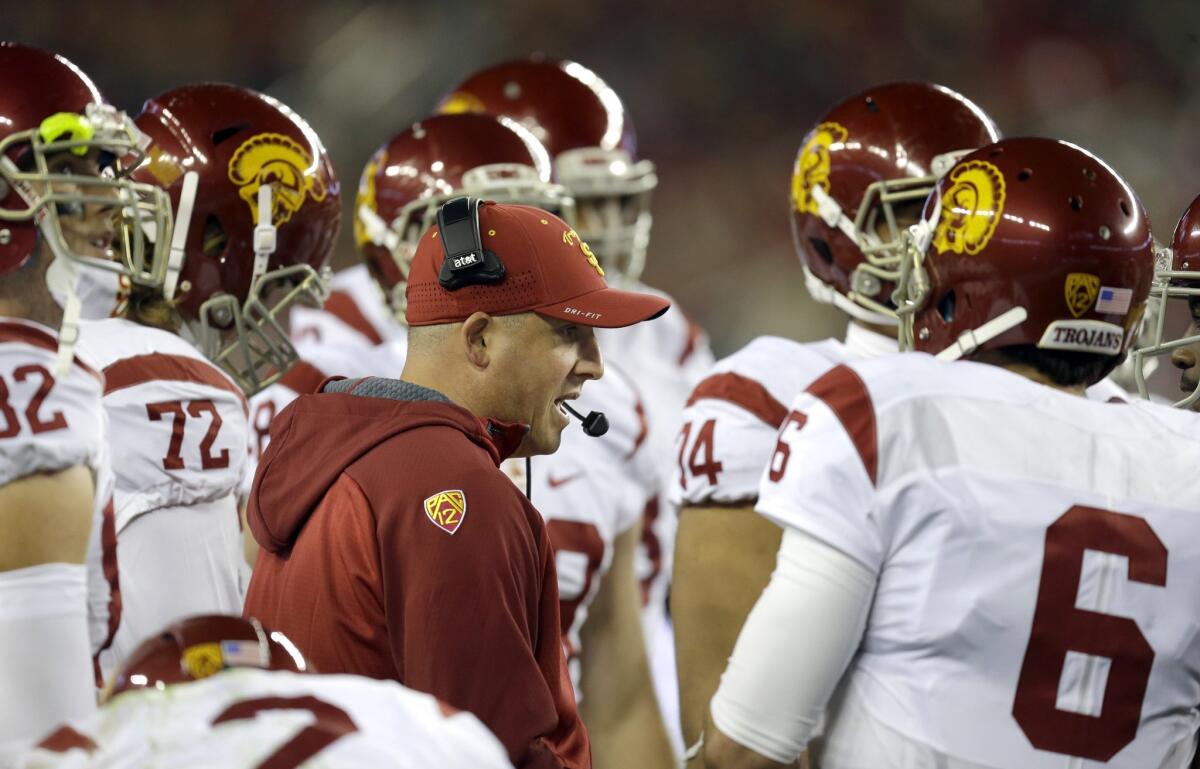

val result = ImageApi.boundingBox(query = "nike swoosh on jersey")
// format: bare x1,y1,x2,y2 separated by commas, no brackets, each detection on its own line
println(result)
547,473,583,489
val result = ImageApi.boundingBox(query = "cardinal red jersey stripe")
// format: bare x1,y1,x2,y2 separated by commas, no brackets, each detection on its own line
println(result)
323,291,385,346
687,371,789,428
806,364,878,486
103,353,247,413
0,321,101,380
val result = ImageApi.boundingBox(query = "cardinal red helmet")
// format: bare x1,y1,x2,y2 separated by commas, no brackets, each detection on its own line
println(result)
897,136,1153,384
0,42,171,285
133,83,340,394
791,82,1000,324
105,615,307,701
437,57,655,282
1131,195,1200,407
355,112,570,320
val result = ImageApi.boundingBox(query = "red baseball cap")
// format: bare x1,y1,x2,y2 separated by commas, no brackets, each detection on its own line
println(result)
405,201,670,327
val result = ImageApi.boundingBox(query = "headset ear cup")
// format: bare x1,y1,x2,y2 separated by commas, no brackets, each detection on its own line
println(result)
436,196,507,292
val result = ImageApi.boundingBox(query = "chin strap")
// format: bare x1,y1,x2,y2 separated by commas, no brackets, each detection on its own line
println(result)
251,185,277,290
936,307,1029,361
163,171,199,301
683,731,704,764
53,259,82,376
525,456,532,501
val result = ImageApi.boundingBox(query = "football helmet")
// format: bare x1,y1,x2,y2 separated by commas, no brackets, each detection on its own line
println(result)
791,82,1000,324
0,43,173,361
105,615,307,700
896,136,1154,382
437,57,655,284
1130,196,1200,408
355,112,571,321
133,83,340,394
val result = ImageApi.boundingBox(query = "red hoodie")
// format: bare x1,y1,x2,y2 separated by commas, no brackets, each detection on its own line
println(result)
243,378,590,769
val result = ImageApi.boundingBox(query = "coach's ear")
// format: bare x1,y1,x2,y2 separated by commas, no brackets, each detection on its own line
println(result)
461,312,493,370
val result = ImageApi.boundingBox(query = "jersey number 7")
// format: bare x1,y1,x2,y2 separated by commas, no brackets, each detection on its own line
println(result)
1012,504,1167,761
213,696,358,769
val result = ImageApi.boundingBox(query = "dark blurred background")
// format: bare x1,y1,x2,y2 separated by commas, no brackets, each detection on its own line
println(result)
12,0,1200,382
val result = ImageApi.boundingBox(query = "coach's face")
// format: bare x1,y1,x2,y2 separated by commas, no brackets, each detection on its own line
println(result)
483,312,603,456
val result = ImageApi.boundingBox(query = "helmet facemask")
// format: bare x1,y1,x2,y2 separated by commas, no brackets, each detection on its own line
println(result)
1131,248,1200,409
555,147,654,286
807,148,971,325
192,262,331,396
0,103,173,287
186,184,331,395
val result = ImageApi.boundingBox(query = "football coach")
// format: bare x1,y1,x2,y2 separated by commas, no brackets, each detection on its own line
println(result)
243,197,669,769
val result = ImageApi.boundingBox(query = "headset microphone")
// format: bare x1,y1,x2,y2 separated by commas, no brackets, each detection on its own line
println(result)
562,402,609,438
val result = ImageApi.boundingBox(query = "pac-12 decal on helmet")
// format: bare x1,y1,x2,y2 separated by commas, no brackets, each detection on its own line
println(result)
133,83,340,395
897,136,1154,377
790,82,1001,325
105,614,307,700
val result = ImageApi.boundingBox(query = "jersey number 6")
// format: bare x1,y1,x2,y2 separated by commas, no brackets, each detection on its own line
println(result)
1012,504,1167,761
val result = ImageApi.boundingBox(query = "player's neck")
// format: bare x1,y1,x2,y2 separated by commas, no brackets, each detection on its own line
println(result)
994,361,1087,396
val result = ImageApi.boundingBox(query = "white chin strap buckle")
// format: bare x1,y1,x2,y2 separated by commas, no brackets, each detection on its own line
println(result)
251,185,277,286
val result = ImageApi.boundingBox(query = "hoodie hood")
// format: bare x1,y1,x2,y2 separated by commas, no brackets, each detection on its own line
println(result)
247,377,529,554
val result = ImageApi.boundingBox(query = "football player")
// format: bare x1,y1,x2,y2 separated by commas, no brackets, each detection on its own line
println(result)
706,137,1200,769
17,615,513,768
350,112,674,769
670,81,1001,757
0,42,176,760
1132,192,1200,408
77,82,339,675
437,59,716,748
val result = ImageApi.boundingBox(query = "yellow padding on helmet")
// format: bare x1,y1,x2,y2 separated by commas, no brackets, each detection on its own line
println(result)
38,112,94,156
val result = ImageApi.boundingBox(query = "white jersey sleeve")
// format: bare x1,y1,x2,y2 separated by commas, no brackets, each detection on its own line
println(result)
756,352,1200,769
671,336,855,508
17,669,512,769
0,320,105,485
78,319,249,533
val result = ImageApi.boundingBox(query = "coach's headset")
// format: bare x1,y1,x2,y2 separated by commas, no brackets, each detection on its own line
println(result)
435,196,608,439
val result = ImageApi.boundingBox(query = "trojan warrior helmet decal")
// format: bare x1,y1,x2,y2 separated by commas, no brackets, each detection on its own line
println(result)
228,132,329,225
354,148,387,249
932,160,1006,256
792,121,849,215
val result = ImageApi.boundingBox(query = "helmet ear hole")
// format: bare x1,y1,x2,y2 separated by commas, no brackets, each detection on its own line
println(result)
210,123,250,146
201,214,228,258
937,289,957,323
808,237,834,265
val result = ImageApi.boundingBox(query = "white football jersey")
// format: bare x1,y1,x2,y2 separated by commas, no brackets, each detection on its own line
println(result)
757,352,1200,769
17,668,512,769
597,281,713,604
0,319,116,658
78,319,248,534
674,325,1130,507
502,364,657,698
289,265,405,351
